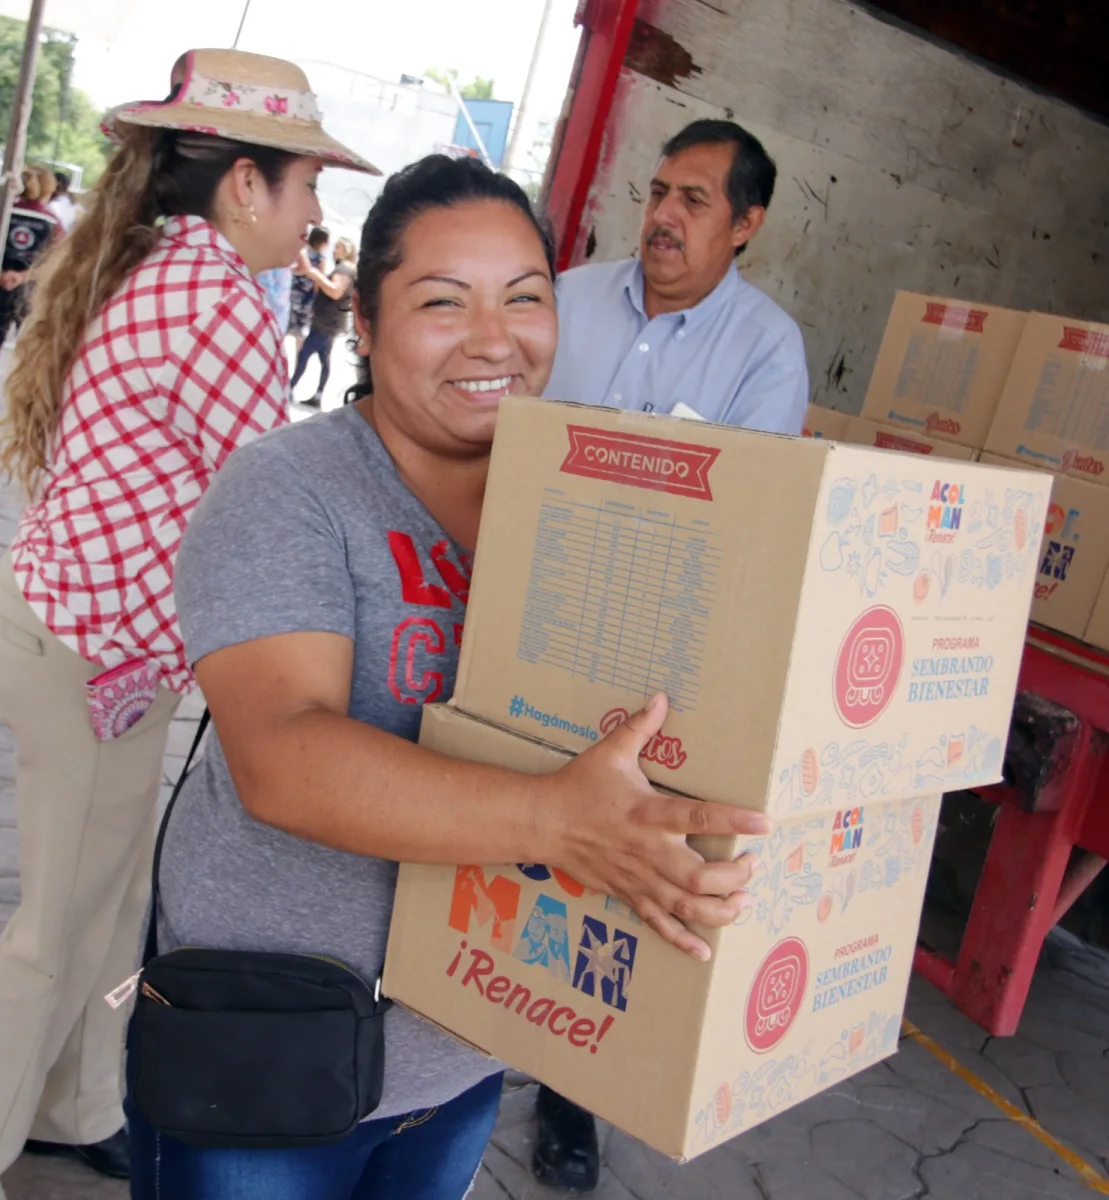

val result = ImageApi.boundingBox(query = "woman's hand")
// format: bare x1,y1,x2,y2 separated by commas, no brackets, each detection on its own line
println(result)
538,693,769,961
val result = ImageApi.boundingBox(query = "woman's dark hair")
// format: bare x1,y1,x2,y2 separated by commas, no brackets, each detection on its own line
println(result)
346,154,555,401
307,225,330,249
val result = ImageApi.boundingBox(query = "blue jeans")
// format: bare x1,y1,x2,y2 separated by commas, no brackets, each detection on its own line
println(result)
289,327,335,397
127,1072,504,1200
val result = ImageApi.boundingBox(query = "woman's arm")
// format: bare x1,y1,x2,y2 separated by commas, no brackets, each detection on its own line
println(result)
197,631,770,960
304,266,351,301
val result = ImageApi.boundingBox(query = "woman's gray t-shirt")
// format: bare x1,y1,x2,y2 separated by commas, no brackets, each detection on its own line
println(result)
161,404,499,1118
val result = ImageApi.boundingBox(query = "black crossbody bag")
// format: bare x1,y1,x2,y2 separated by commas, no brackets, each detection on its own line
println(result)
125,711,392,1148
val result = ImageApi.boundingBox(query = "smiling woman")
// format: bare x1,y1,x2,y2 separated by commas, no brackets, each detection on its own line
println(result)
127,153,771,1198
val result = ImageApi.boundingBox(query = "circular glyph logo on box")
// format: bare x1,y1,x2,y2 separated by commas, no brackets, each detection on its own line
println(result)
744,937,809,1053
833,605,904,728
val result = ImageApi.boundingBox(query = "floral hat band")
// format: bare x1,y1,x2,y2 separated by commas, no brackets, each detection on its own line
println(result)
102,48,380,175
184,70,323,124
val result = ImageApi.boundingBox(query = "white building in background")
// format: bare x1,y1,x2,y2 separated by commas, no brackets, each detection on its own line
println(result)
296,61,461,238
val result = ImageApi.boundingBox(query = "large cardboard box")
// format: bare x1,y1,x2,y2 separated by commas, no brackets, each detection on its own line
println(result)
385,704,942,1161
843,416,978,462
454,398,1050,813
861,292,1026,449
802,405,851,441
980,454,1109,641
985,313,1109,484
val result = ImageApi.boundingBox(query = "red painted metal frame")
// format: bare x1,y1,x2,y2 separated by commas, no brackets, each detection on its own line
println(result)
915,631,1109,1035
542,0,640,271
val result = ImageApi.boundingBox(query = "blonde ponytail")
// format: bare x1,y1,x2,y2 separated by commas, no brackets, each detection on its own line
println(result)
0,125,298,498
0,126,163,497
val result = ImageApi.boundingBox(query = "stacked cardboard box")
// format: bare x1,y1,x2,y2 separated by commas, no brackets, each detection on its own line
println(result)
814,296,1109,649
979,455,1109,643
862,292,1027,450
803,290,1030,466
981,314,1109,650
385,398,1049,1161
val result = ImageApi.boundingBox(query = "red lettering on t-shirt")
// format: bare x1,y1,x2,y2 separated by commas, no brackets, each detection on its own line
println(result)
430,539,471,604
387,531,452,609
386,532,472,704
389,616,446,705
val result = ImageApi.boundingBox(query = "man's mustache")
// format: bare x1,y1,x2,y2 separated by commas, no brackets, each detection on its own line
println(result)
646,226,684,250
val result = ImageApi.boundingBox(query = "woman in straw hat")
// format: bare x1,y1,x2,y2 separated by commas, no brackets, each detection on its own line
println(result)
0,48,377,1184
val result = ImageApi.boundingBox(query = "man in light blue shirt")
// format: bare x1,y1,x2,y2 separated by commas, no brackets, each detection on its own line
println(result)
533,120,807,1194
544,118,808,435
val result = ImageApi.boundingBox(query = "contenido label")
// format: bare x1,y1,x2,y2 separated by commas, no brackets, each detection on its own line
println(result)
833,606,905,728
922,302,987,334
561,425,720,500
873,431,933,456
1059,326,1109,360
745,937,808,1053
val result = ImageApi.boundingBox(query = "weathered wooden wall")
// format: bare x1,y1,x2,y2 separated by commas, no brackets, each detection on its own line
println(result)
568,0,1109,412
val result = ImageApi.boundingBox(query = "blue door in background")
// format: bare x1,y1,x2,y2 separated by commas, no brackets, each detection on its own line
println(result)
453,99,514,167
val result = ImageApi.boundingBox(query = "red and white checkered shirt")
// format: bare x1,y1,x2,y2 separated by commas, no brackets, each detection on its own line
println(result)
12,215,289,693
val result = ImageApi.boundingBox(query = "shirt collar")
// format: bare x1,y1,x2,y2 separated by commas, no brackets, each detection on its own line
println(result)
622,258,741,330
161,214,255,285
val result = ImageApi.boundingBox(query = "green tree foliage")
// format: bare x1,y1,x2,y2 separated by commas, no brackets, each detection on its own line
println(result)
425,66,495,100
0,17,110,186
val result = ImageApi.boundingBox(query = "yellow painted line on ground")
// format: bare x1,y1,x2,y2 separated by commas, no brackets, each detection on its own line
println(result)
901,1018,1109,1195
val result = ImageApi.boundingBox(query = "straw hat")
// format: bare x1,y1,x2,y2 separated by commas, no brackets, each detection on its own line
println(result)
103,48,380,175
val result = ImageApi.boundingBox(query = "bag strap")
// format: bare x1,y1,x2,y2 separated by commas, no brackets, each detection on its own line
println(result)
143,708,210,965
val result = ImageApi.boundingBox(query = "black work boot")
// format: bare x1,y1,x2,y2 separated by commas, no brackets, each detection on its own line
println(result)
532,1085,600,1192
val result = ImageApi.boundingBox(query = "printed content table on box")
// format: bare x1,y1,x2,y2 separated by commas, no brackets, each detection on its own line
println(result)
1025,355,1109,447
895,329,979,413
517,491,723,712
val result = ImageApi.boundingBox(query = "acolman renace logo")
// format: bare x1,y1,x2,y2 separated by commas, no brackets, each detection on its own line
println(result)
830,807,865,865
744,937,808,1053
833,606,904,729
927,480,964,543
560,424,720,501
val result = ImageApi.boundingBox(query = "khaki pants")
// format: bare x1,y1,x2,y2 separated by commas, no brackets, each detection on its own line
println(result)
0,552,179,1176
